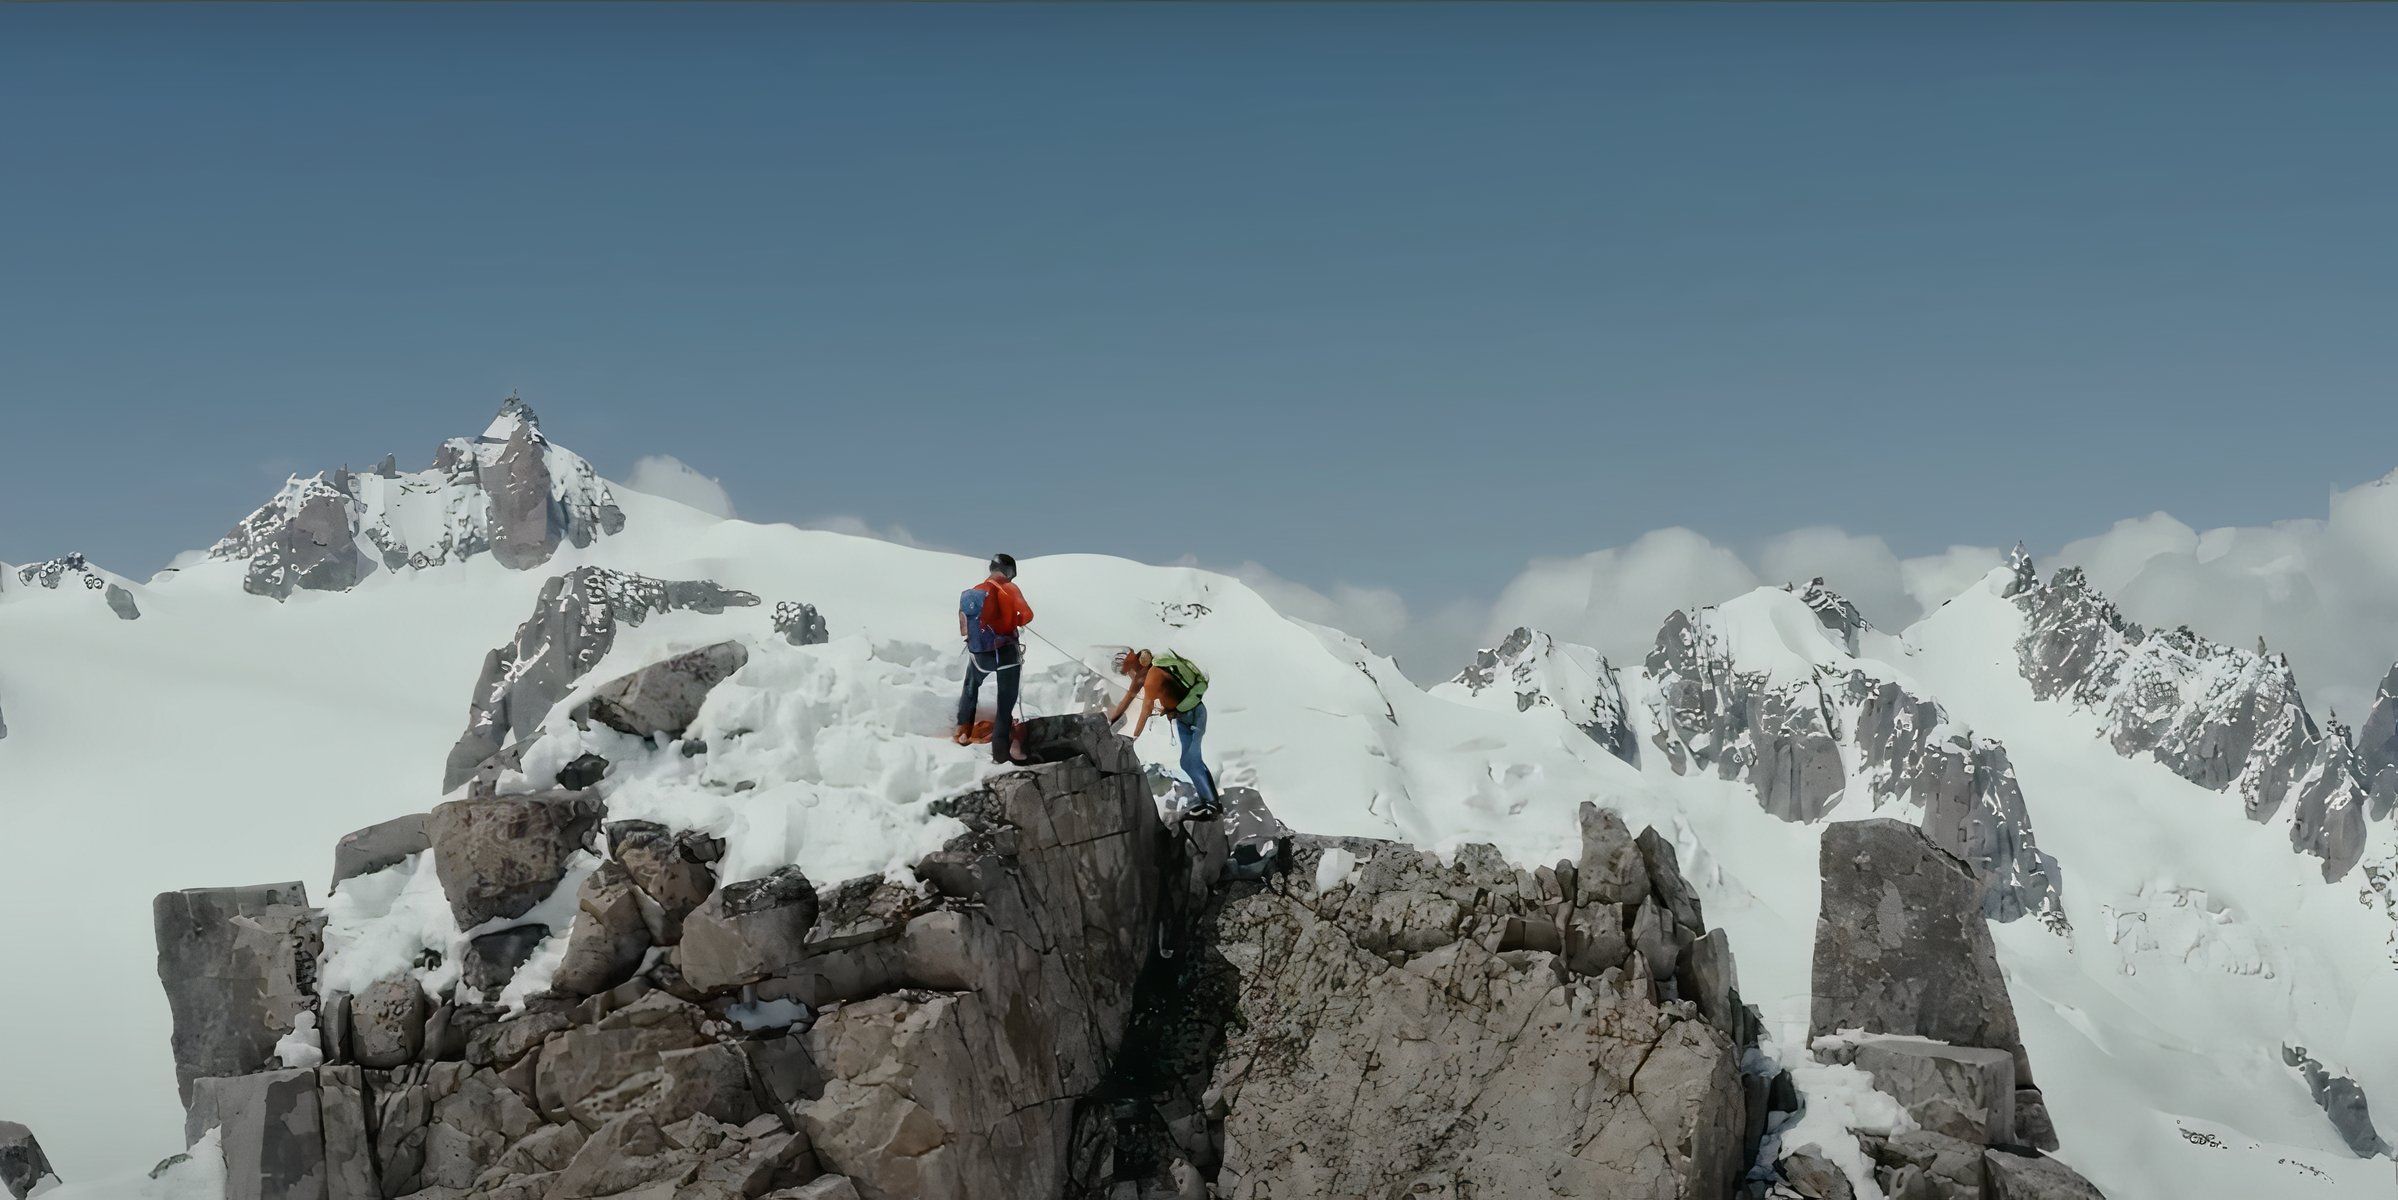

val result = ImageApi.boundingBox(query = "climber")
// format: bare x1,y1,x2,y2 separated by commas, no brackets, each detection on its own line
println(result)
958,553,1035,764
1106,648,1219,818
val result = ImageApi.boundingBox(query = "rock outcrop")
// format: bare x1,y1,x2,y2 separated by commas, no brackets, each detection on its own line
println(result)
0,1121,59,1199
154,709,1178,1200
2014,565,2369,880
441,567,760,791
572,641,749,741
9,552,141,618
1071,799,1772,1199
154,882,321,1104
2283,1044,2392,1159
1797,819,2106,1199
1646,591,2062,923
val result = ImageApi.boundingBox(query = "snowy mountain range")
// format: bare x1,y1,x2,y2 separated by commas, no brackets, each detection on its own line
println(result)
2,400,2393,1200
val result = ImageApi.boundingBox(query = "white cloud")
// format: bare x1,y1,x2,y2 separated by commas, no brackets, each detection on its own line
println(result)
2053,471,2398,719
622,455,736,519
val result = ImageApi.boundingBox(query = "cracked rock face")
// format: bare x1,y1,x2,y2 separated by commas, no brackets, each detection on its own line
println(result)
1077,801,1763,1200
2014,565,2368,880
428,790,605,929
573,641,749,741
1645,594,2062,923
441,567,760,791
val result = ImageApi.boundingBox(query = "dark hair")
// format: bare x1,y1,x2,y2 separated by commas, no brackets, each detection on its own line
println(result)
989,553,1018,579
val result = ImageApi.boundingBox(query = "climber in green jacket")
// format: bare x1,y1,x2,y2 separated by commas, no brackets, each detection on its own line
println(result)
1107,648,1219,818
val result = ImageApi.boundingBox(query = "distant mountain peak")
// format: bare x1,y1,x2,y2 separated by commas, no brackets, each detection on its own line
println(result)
205,397,623,599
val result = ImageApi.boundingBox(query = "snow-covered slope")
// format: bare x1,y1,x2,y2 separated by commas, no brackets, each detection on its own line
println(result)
4,402,2392,1199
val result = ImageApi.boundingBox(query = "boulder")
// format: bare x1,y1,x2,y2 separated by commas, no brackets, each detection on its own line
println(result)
678,867,820,994
555,752,609,790
329,813,429,892
1781,1149,1855,1200
349,976,428,1069
105,582,140,620
1863,1130,1985,1200
610,822,719,944
574,642,748,741
1012,713,1142,775
1811,820,2030,1083
553,862,655,998
1836,1037,2016,1146
0,1122,59,1200
184,1067,375,1200
153,882,320,1103
1982,1148,2107,1200
428,791,602,928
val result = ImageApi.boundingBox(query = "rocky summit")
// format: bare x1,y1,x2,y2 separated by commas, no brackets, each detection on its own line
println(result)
14,403,2397,1200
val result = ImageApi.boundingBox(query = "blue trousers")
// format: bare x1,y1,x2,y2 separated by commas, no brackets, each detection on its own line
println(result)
958,642,1022,760
1174,702,1217,809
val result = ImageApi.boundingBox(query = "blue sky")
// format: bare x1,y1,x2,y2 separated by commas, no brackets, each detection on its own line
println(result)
5,4,2395,625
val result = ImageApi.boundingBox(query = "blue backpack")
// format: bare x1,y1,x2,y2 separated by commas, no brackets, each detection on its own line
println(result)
961,586,1006,654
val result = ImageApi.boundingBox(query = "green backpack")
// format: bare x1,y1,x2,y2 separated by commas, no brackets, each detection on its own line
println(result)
1151,652,1209,714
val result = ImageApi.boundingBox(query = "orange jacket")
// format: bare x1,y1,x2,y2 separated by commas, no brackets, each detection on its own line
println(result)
972,577,1034,638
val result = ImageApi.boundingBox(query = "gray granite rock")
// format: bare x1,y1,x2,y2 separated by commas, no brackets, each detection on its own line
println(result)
1811,820,2030,1085
329,812,429,892
677,867,820,994
574,641,748,741
428,791,603,928
486,418,560,570
1982,1147,2107,1199
153,882,320,1103
104,582,140,620
349,976,428,1069
1835,1037,2017,1146
553,861,656,999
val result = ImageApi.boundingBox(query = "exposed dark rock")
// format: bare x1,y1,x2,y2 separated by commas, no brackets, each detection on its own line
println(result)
464,924,552,995
0,1121,59,1200
555,752,610,790
428,791,603,929
574,641,749,741
153,882,320,1103
2284,1044,2392,1158
104,582,140,620
609,822,719,944
215,475,370,600
330,812,430,892
773,600,830,647
1825,1035,2016,1146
